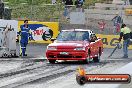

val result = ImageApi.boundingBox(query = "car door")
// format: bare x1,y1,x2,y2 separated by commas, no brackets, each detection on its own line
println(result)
93,34,100,55
89,34,99,57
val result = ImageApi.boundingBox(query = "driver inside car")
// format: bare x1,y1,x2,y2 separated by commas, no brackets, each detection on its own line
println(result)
82,32,89,41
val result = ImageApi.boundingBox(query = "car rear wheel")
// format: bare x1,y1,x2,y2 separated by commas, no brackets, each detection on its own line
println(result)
93,48,101,63
84,57,89,64
49,60,56,64
93,53,100,63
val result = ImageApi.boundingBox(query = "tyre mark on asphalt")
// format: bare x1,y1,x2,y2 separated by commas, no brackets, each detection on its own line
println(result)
0,61,107,88
0,58,130,88
14,62,108,88
0,65,73,88
0,61,47,79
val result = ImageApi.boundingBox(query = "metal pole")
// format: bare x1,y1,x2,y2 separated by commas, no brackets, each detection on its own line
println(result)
0,0,4,19
31,0,33,20
58,3,60,23
86,4,89,29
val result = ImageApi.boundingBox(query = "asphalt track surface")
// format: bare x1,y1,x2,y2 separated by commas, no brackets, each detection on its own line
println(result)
0,43,132,88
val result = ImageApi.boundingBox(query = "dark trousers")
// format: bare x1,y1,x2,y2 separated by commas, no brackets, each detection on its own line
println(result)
20,42,27,56
123,39,130,57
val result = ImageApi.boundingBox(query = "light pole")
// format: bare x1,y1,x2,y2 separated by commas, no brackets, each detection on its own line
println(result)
0,0,3,3
31,0,33,20
0,0,4,19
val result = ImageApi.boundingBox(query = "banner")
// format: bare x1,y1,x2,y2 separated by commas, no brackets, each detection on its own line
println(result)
0,19,18,33
97,34,132,49
18,21,59,43
125,9,132,16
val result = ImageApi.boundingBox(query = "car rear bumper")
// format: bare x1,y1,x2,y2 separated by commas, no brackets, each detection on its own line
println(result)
47,58,86,61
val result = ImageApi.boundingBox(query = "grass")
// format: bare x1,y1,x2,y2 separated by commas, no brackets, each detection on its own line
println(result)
4,0,112,22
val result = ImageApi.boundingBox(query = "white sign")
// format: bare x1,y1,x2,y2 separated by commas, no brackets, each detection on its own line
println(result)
0,19,18,34
112,0,124,4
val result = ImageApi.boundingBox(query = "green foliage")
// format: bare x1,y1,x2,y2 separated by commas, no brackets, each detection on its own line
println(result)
3,0,110,21
4,0,51,5
4,0,108,5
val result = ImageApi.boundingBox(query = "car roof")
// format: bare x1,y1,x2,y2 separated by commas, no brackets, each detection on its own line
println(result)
61,29,94,34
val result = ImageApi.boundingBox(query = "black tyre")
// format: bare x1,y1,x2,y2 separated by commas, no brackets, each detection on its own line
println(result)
84,57,89,64
84,49,91,64
76,75,86,85
93,48,101,63
99,47,102,56
93,54,100,63
49,60,56,64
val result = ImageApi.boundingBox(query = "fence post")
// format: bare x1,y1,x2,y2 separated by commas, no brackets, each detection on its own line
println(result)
30,0,33,20
58,3,61,23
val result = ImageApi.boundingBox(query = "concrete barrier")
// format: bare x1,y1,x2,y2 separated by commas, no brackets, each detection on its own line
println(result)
85,14,115,20
84,9,125,20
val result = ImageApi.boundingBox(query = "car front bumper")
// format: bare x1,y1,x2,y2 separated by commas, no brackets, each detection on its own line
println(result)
46,51,87,61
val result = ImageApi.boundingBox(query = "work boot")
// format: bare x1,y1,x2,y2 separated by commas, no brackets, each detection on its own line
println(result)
20,53,27,57
19,53,22,56
122,55,128,58
23,54,27,56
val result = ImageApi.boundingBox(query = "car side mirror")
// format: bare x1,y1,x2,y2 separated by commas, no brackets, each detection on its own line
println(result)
51,38,56,42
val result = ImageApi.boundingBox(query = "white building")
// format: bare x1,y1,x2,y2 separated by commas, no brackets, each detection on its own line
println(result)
113,0,131,5
52,0,56,4
112,0,124,4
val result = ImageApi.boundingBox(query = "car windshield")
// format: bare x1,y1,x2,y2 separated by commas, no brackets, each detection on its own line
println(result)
56,31,89,41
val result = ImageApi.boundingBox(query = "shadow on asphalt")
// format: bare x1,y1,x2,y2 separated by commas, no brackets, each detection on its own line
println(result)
47,61,108,66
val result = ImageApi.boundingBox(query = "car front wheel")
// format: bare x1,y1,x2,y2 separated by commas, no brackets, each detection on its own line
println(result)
49,60,56,64
84,50,91,64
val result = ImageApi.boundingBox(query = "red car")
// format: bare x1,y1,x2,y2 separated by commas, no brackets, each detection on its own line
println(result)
46,29,103,64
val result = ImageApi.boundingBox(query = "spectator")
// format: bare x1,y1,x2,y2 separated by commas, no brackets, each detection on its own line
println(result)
79,0,85,6
124,0,130,5
75,0,84,12
98,20,106,33
17,20,32,56
64,0,73,5
112,13,123,34
118,24,131,58
63,0,73,19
